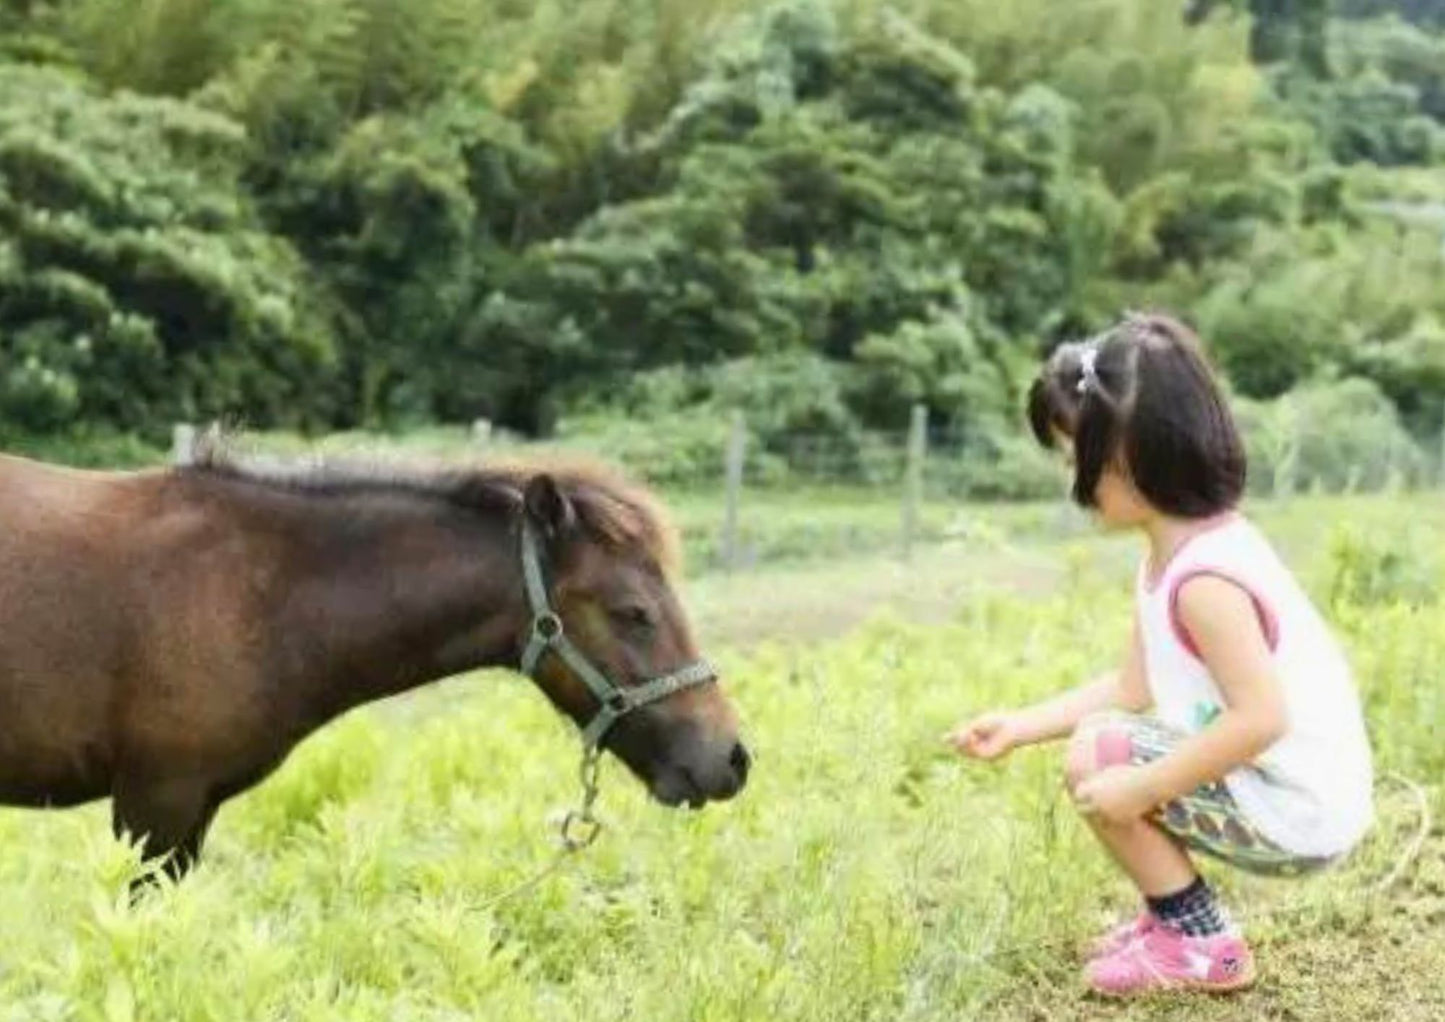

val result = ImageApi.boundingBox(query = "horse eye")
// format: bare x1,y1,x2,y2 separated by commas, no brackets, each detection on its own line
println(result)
612,605,656,633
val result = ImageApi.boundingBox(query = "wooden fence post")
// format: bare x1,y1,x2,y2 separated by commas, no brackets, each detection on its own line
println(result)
171,423,195,466
901,404,928,561
1273,408,1300,500
1438,416,1445,490
722,411,746,572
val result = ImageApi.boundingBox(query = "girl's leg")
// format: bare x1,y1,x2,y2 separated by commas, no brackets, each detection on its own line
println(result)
1081,814,1198,899
1066,721,1198,895
1065,714,1256,996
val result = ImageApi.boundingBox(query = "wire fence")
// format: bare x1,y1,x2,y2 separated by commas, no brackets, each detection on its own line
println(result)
685,406,1445,573
176,405,1445,575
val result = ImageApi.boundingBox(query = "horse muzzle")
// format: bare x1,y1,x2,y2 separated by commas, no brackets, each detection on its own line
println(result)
649,739,751,809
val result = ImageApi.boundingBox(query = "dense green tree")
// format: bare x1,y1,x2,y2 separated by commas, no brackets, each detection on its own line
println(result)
1337,0,1445,26
0,0,1441,485
1187,0,1332,74
0,63,332,436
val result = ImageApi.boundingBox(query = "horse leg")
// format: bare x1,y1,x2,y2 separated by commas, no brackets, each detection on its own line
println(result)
111,776,218,895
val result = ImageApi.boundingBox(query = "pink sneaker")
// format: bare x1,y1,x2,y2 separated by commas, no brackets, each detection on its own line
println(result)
1086,925,1256,997
1086,910,1158,959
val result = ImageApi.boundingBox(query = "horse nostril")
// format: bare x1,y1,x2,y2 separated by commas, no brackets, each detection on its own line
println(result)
729,742,752,782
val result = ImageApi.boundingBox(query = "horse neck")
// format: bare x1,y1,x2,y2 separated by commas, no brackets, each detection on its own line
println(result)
254,486,529,723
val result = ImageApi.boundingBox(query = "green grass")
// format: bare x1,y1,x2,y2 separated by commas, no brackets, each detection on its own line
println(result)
0,493,1440,1019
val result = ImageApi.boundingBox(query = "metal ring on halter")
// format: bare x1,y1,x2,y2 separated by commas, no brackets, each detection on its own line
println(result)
532,612,564,643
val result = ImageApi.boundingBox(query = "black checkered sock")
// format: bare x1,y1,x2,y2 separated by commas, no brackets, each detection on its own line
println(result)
1146,876,1231,938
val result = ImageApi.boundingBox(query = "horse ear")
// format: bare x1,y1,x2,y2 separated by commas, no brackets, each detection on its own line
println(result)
523,474,576,539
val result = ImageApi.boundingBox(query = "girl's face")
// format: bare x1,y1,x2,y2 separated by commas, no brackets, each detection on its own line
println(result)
1056,431,1151,530
1092,464,1150,530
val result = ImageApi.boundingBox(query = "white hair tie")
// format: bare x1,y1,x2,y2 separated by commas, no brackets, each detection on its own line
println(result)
1076,345,1100,395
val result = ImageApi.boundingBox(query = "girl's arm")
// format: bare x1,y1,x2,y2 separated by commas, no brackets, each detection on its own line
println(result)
1133,575,1287,803
1012,614,1151,745
951,614,1151,758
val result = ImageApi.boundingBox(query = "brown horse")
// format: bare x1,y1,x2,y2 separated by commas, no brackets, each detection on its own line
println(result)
0,437,748,881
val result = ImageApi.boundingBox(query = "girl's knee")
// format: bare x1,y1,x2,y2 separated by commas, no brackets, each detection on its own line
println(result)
1064,716,1135,793
1064,725,1098,794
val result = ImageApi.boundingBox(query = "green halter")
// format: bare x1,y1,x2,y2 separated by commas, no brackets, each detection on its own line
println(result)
518,521,717,750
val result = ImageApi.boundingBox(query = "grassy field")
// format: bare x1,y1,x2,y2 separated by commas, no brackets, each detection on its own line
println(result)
0,493,1440,1020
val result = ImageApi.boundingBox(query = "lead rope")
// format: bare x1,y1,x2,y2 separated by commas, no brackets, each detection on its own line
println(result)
560,745,604,852
468,527,609,914
469,746,606,915
473,523,715,915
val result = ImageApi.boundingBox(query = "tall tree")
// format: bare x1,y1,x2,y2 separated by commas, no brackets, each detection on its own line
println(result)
1187,0,1332,75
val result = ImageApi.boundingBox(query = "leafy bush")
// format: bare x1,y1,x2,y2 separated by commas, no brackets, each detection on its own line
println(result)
0,63,334,438
1277,68,1445,166
0,427,164,468
1234,376,1429,494
1332,12,1445,122
552,411,746,488
929,432,1069,502
1194,225,1445,427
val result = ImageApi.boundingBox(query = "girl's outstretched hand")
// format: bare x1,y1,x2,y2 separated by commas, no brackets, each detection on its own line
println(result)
946,711,1024,761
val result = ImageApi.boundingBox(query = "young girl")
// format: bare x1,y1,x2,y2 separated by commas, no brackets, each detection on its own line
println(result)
949,313,1373,997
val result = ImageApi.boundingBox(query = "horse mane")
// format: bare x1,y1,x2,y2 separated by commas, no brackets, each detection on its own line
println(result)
179,430,682,574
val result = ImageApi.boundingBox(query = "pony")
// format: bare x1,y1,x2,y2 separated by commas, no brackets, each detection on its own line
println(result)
0,436,748,880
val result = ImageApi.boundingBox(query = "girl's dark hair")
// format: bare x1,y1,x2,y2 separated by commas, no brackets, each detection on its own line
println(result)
1026,313,1245,518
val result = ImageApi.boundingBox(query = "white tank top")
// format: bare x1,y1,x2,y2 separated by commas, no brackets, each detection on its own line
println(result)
1135,514,1374,857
